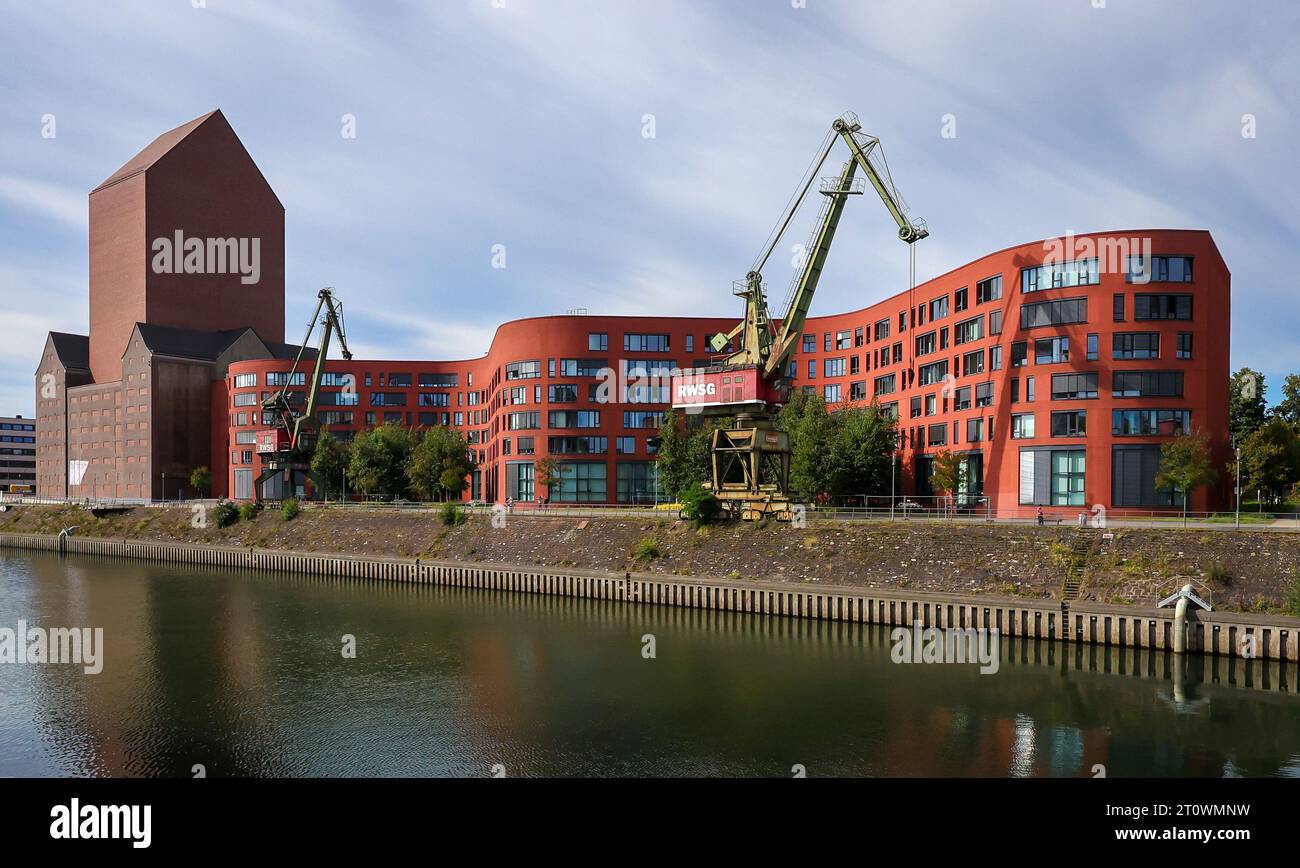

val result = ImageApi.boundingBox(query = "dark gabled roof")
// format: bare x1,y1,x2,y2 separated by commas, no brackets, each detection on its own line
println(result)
94,110,221,192
131,322,316,363
48,332,90,371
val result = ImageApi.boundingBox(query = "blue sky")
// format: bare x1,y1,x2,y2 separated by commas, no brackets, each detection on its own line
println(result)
2,0,1298,416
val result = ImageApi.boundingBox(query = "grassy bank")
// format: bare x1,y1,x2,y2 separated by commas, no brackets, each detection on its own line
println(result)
2,503,1298,615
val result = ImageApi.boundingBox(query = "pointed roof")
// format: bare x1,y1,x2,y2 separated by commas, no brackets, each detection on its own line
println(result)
130,322,316,363
93,109,222,192
47,331,90,372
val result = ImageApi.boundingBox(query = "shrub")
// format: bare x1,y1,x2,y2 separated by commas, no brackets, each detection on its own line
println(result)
438,501,466,527
1285,576,1300,618
281,498,301,521
213,501,239,528
1205,563,1232,587
632,538,663,563
238,501,261,522
679,483,721,526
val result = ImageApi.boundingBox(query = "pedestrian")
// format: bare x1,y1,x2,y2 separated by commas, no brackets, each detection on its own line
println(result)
506,497,514,513
1036,507,1044,526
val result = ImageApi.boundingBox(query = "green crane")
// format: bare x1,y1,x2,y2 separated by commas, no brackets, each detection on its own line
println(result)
255,287,352,502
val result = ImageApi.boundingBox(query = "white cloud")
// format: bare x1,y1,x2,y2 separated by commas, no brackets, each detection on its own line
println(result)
0,176,86,232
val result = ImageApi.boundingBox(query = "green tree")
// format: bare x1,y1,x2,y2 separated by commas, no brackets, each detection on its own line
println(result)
826,402,897,500
1273,373,1300,428
535,456,561,500
1239,419,1300,505
1230,368,1267,443
654,411,722,500
1156,431,1219,526
189,465,211,498
347,423,418,499
310,430,350,500
928,450,963,516
407,426,476,501
785,394,836,501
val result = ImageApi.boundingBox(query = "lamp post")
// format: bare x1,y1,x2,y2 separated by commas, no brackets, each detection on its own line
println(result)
161,472,166,503
1233,437,1241,530
889,443,896,522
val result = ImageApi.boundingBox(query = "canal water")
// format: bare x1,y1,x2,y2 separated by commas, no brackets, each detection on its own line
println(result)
2,550,1299,778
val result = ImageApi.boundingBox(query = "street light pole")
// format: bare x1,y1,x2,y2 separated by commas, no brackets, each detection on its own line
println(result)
890,446,896,522
1233,437,1240,530
161,472,166,504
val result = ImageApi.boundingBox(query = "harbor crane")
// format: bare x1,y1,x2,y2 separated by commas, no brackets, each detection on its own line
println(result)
255,287,352,502
670,112,928,520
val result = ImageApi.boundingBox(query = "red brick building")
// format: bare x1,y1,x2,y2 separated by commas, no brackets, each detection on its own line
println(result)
36,113,1232,514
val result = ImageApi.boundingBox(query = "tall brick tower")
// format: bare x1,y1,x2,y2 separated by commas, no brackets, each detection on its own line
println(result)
88,109,285,384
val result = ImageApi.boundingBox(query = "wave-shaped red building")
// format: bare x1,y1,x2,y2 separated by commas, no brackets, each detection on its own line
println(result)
36,111,1231,515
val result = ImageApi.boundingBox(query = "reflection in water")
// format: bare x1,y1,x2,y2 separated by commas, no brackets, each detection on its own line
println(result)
2,550,1299,778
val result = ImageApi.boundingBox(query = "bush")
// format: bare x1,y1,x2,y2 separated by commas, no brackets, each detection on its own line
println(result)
213,500,239,528
238,502,261,522
679,483,721,526
281,498,301,521
632,538,663,563
438,501,466,527
1206,563,1232,587
1285,576,1300,618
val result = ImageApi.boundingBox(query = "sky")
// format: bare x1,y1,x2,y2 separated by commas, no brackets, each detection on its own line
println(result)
1,0,1298,416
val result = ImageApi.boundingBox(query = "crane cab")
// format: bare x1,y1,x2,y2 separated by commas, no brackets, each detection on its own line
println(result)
671,364,790,417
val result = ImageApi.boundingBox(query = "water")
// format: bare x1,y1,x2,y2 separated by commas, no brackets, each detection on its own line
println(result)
2,550,1298,778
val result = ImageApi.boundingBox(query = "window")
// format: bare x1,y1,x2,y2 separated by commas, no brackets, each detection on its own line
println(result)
836,330,852,350
954,386,972,411
233,392,258,407
1113,445,1177,506
892,343,903,364
1034,336,1069,364
1011,413,1035,439
824,384,842,402
387,373,412,387
1051,372,1098,400
1020,258,1099,293
267,371,307,387
1051,410,1087,437
824,332,833,352
507,412,540,430
967,417,984,442
624,410,664,429
549,410,600,428
925,394,937,416
1177,332,1193,359
910,395,923,418
506,360,541,380
517,436,535,455
802,334,816,353
1021,297,1087,329
874,374,896,396
1026,376,1036,402
824,357,846,377
1011,378,1020,403
616,436,635,454
928,423,947,446
1112,332,1160,360
1126,255,1193,283
975,382,994,408
1112,371,1184,398
915,331,937,357
962,350,984,377
954,316,983,345
1113,294,1125,322
559,358,608,377
1134,294,1192,320
318,410,353,426
552,461,608,501
954,287,968,312
874,319,890,341
989,310,1003,336
898,311,907,332
1087,334,1099,361
1051,450,1086,506
616,461,663,503
807,360,816,379
976,274,1002,304
1112,409,1191,436
549,384,579,403
548,436,608,455
419,372,457,388
419,392,450,407
624,333,670,352
1011,341,1028,367
850,355,860,375
234,373,257,388
849,381,867,401
990,345,1003,371
588,333,608,351
918,361,948,386
929,296,949,320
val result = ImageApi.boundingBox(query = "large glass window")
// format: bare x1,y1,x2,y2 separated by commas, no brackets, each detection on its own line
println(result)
1021,258,1099,293
616,462,663,503
553,462,608,502
506,360,541,380
623,333,670,352
1126,255,1193,283
1051,410,1087,437
1034,337,1069,364
1020,297,1088,329
976,274,1003,304
1112,371,1184,398
1051,450,1086,506
1112,409,1191,436
1112,332,1160,359
1051,372,1098,400
1134,294,1192,320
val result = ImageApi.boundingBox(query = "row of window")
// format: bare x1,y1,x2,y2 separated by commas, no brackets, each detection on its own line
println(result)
505,410,665,431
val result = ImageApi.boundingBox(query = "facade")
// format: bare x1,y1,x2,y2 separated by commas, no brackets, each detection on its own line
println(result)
35,111,1231,513
0,416,37,494
222,229,1230,513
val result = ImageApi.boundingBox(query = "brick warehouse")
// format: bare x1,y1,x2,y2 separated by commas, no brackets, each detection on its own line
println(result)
36,112,1232,513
